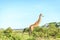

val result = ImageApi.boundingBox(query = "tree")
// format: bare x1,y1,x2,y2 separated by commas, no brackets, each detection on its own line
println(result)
47,23,58,38
4,27,13,37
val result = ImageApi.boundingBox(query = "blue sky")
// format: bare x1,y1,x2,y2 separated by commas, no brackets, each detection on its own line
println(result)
0,0,60,29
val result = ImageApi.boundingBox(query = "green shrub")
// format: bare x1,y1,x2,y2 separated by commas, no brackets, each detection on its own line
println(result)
27,37,35,40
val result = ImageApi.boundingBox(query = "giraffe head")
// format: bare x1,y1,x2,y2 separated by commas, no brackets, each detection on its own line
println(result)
39,13,44,17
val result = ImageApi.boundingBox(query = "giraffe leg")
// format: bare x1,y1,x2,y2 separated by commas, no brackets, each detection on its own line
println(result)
29,26,34,36
29,28,32,36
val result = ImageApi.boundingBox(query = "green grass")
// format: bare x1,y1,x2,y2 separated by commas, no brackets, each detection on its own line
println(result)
0,32,60,40
14,32,60,40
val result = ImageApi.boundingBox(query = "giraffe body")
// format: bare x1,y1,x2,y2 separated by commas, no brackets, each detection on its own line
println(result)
29,13,43,35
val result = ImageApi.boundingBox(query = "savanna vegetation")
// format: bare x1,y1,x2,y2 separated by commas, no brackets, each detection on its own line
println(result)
0,22,60,40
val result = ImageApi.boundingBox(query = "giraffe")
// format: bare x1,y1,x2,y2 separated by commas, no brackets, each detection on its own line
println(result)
29,13,43,35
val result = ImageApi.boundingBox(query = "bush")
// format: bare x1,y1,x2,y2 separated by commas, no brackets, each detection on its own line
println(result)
27,37,35,40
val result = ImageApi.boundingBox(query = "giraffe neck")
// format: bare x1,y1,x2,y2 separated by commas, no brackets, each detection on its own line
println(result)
34,15,42,25
38,15,41,22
